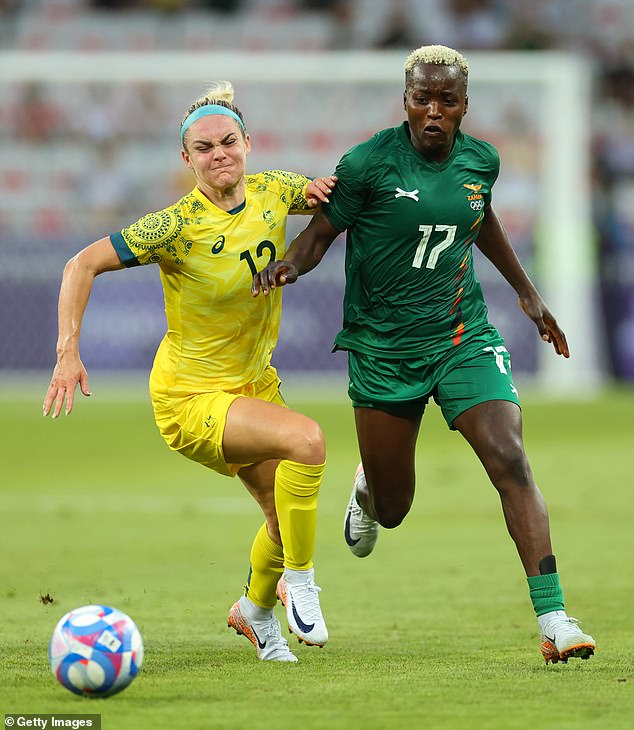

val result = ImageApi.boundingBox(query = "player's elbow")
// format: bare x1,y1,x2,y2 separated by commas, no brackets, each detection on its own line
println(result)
63,252,87,278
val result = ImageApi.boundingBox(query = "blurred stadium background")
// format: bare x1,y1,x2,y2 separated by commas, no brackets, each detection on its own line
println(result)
2,5,634,726
0,0,633,389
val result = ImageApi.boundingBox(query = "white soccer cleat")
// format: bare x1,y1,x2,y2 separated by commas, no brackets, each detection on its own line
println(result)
344,463,379,558
276,568,328,647
228,599,298,663
539,613,596,664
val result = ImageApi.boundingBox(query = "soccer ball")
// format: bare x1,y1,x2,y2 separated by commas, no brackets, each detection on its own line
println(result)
49,604,144,697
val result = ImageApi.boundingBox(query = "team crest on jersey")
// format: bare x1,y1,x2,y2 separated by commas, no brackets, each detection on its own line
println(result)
464,182,485,210
262,209,276,229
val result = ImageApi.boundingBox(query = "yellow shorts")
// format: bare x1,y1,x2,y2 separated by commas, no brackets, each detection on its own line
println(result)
151,366,285,478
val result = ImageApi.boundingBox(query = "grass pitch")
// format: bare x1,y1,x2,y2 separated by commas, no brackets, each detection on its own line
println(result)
1,380,633,730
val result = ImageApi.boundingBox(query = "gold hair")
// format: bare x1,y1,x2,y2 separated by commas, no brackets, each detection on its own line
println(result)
404,45,469,79
195,80,235,106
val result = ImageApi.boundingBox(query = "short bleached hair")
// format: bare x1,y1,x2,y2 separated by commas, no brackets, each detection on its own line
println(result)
404,45,469,84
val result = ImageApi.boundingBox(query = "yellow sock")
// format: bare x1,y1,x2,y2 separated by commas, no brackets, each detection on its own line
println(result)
244,523,284,609
274,459,325,571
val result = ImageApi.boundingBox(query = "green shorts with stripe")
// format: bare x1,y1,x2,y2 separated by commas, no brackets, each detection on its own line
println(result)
347,333,520,428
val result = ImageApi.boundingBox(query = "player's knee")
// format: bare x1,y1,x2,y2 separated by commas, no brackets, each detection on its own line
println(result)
286,418,326,465
486,439,532,489
376,511,407,530
373,494,412,529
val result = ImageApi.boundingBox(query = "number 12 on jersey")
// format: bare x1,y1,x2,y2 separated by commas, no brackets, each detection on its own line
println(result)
412,225,457,270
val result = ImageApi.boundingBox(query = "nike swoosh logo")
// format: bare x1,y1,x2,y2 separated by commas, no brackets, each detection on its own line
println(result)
291,598,315,634
252,627,266,650
344,511,360,546
544,635,556,644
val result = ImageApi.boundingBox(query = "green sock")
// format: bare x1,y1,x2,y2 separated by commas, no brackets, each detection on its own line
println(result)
527,573,565,617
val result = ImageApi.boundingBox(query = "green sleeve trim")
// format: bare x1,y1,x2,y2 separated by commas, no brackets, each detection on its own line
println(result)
110,231,141,268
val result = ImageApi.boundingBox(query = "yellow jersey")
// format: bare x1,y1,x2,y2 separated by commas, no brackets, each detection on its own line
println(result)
110,170,312,396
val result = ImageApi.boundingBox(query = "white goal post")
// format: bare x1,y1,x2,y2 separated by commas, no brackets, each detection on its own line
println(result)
0,50,601,392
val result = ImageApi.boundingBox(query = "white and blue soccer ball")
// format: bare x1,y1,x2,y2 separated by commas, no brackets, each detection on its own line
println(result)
49,604,144,697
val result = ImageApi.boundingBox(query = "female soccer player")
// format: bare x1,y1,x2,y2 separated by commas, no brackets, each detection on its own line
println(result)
43,81,336,663
253,46,596,664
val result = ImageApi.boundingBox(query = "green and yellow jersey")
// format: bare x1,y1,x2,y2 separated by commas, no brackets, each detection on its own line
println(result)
324,124,500,358
110,170,311,395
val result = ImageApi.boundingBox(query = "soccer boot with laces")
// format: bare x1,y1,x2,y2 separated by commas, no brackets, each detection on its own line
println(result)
539,612,596,664
227,597,298,663
343,463,379,558
276,568,328,647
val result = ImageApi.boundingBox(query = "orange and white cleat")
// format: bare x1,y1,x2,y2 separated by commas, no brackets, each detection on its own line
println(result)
539,613,595,664
228,598,298,662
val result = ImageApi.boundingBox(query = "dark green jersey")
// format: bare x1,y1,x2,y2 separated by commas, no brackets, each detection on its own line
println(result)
324,123,500,358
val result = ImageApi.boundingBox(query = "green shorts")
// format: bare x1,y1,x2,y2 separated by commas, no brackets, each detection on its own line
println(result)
348,334,520,428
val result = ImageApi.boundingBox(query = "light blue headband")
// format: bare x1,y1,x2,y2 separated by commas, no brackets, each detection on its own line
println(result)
180,104,245,143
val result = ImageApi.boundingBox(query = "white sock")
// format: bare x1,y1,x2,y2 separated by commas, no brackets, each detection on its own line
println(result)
283,567,314,584
239,595,274,621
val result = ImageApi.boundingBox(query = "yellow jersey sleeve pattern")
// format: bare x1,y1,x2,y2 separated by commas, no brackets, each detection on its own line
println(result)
247,170,311,213
111,195,200,267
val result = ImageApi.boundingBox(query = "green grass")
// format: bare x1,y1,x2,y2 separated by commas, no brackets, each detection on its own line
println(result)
1,381,633,729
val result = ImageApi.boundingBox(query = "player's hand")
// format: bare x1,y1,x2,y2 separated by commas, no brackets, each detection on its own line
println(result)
305,175,337,208
519,294,570,358
43,354,92,418
252,261,299,296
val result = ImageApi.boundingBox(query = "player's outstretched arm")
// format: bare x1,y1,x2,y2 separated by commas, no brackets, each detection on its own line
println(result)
43,237,125,418
252,211,340,296
476,205,570,358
